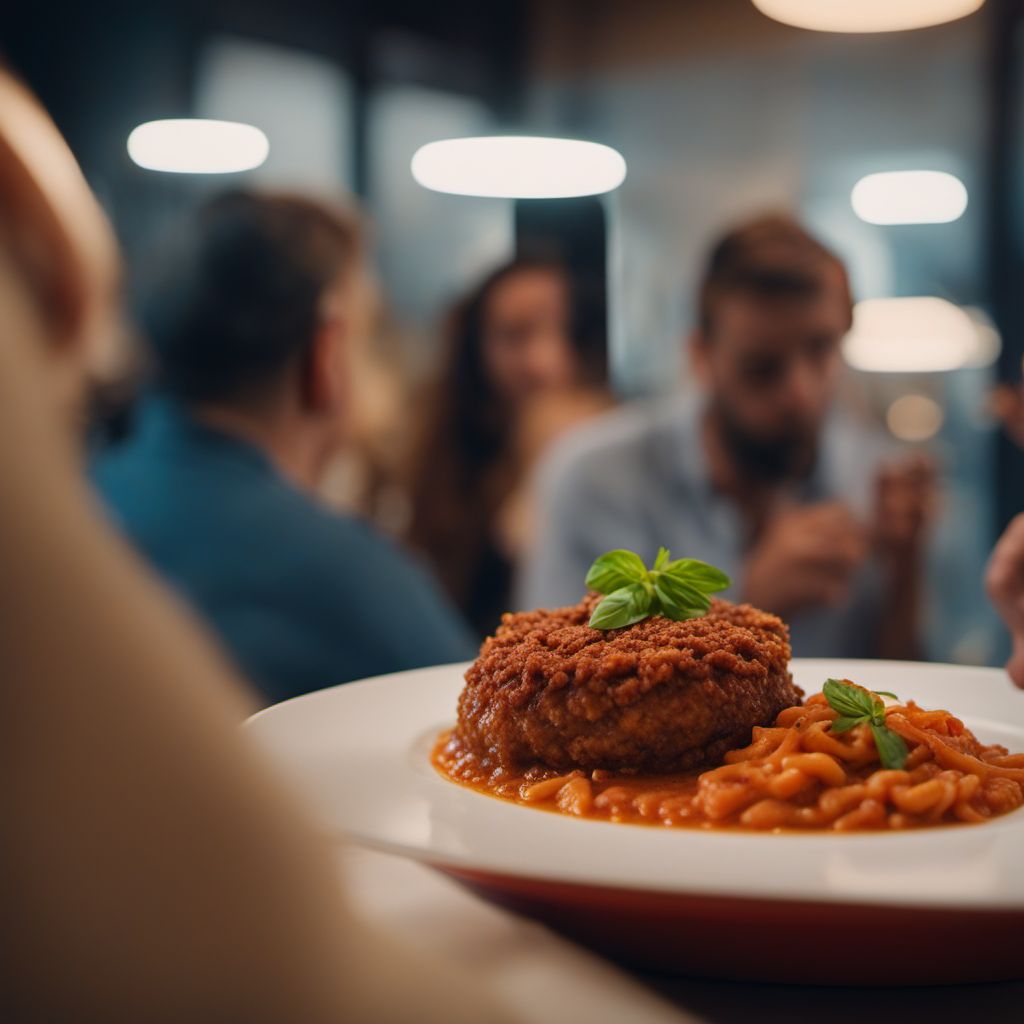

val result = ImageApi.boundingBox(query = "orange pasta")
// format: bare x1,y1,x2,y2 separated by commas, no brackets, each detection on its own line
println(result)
433,688,1024,831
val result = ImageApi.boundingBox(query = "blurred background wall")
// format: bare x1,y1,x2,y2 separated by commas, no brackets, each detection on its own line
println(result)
5,0,1024,663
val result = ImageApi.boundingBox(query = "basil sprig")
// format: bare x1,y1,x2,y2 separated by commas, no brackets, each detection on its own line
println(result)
822,678,908,770
586,547,730,630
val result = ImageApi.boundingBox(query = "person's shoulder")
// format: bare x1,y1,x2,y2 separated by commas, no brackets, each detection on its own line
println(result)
826,409,898,468
538,397,686,491
240,499,397,612
282,498,427,584
275,503,474,651
821,409,901,509
276,493,377,551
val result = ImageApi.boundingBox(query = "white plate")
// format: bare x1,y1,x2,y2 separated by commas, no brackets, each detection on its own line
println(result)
247,658,1024,913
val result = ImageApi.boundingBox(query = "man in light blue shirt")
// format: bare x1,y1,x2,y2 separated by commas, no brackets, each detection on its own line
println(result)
520,216,931,659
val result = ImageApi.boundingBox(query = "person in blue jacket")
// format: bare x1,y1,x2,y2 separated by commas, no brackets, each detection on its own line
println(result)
94,190,476,705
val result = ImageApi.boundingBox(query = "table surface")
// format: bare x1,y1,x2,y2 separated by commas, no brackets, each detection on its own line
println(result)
345,845,1024,1024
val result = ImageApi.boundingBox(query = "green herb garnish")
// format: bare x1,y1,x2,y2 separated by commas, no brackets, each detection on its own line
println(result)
822,678,909,770
585,547,730,630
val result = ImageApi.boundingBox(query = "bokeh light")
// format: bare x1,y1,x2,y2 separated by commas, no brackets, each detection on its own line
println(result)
751,0,985,33
127,119,269,174
886,394,945,441
851,171,968,225
842,297,978,372
411,136,627,199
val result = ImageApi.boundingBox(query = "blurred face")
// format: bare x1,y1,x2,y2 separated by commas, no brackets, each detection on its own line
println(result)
480,268,578,406
694,282,848,481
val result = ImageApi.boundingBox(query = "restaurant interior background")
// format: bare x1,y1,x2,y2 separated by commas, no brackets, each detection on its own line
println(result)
5,0,1024,665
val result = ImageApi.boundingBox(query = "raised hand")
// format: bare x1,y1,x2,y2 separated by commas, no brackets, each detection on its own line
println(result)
742,500,868,616
986,513,1024,688
872,453,936,563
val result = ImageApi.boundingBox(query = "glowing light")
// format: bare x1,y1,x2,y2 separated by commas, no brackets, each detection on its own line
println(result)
127,119,269,174
886,394,944,441
842,297,977,373
410,136,627,199
851,171,967,225
963,307,1002,368
751,0,984,33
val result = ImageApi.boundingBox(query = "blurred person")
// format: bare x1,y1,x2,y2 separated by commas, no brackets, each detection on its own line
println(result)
315,264,413,529
986,391,1024,689
0,69,514,1023
521,216,933,659
991,366,1024,449
92,191,475,705
406,259,611,637
987,515,1024,688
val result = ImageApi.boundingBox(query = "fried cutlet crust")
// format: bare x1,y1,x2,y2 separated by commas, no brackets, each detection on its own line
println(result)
455,595,801,774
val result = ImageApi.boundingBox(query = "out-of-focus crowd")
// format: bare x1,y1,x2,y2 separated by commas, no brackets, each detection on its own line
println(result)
85,184,945,704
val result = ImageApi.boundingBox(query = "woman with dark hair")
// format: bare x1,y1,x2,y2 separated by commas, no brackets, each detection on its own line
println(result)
406,259,611,637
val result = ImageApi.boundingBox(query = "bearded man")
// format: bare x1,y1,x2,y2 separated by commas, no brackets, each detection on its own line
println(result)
520,215,932,659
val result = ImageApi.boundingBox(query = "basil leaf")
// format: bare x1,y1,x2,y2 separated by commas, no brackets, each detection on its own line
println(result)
822,679,877,719
583,547,731,630
663,558,731,592
588,583,653,629
829,715,866,734
656,598,707,622
654,573,712,614
870,722,910,771
872,690,900,701
585,550,648,594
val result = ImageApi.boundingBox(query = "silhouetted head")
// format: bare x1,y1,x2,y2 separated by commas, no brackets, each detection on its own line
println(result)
141,189,362,419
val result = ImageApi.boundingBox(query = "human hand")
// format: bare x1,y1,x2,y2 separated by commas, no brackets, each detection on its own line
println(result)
986,513,1024,689
992,380,1024,449
872,454,936,564
742,500,868,617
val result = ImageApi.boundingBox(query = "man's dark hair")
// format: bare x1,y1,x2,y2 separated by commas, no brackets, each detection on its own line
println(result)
140,190,361,405
697,214,853,335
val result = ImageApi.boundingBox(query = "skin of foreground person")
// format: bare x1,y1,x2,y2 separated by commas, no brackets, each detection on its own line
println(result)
0,70,515,1023
988,512,1024,690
